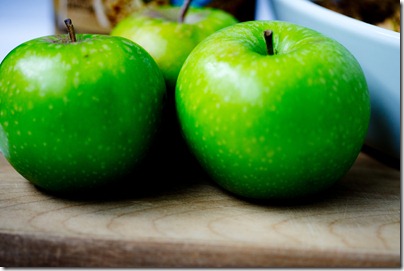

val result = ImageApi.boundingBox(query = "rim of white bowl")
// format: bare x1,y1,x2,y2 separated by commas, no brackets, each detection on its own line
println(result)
285,0,400,42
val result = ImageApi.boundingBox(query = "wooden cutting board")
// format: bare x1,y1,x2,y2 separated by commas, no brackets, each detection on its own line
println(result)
0,151,400,267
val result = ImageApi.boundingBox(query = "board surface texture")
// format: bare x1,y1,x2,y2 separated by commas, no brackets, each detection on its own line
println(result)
0,152,400,267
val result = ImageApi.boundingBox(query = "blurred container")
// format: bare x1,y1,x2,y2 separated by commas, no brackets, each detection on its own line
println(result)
170,0,256,21
53,0,168,34
54,0,255,34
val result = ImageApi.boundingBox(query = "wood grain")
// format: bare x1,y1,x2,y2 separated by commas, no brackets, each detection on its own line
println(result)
0,152,400,267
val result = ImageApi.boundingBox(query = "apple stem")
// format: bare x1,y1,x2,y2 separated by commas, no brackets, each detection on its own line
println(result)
64,18,77,42
264,30,274,55
178,0,192,23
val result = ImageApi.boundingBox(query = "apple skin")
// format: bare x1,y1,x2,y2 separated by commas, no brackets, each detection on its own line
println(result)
110,5,238,91
176,21,371,200
111,5,237,179
0,34,166,193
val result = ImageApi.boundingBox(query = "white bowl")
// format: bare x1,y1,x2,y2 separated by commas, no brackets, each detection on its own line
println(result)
255,0,400,159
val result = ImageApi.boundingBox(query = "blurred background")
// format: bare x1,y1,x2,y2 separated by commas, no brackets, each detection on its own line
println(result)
0,0,54,61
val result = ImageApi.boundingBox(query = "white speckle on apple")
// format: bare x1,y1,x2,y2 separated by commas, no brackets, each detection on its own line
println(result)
73,72,80,88
71,57,79,65
53,44,63,50
13,105,21,112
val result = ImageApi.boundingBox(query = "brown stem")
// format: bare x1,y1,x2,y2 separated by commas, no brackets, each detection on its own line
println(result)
264,30,274,55
64,18,77,42
178,0,192,23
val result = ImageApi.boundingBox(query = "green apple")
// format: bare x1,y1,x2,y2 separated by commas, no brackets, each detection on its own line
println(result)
0,19,166,194
110,1,238,91
176,20,371,200
111,1,237,179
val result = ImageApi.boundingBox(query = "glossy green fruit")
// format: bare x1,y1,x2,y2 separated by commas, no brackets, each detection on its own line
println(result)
111,4,237,180
176,21,371,200
111,5,237,91
0,33,166,193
